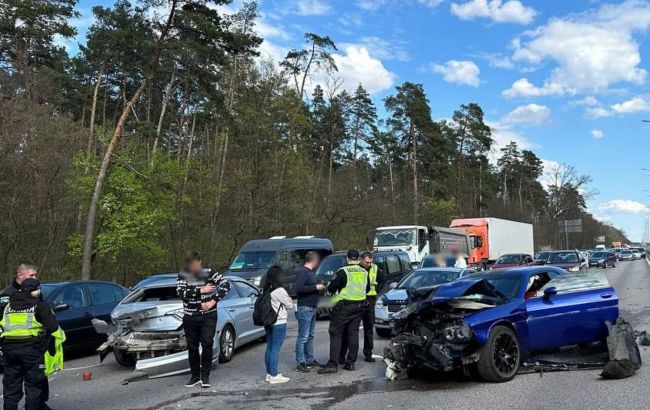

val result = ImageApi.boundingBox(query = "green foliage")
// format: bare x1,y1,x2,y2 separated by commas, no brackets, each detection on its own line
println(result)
420,199,459,227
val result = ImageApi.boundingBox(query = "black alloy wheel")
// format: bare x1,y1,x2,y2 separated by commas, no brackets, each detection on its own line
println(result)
476,325,520,382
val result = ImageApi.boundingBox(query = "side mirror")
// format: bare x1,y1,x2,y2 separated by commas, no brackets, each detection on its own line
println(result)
388,282,398,290
543,287,557,299
53,303,69,312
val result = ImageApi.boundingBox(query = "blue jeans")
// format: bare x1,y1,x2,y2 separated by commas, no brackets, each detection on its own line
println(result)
264,324,287,377
295,305,317,364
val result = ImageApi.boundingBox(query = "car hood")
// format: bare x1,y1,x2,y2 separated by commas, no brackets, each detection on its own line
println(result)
425,278,506,305
546,262,579,269
491,263,518,269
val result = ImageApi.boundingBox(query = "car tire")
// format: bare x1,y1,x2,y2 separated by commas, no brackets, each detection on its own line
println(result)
375,327,392,338
113,348,136,367
476,325,520,383
219,325,236,363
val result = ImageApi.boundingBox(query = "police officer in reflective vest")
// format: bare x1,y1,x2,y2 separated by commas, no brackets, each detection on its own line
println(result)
1,278,59,410
360,251,380,362
318,249,369,374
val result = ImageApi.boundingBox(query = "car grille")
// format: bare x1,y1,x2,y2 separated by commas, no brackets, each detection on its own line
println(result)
387,301,407,313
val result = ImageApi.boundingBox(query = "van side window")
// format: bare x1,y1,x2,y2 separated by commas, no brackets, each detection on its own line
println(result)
386,255,401,274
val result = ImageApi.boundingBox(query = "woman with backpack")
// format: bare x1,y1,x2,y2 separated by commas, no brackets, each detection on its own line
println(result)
262,265,293,384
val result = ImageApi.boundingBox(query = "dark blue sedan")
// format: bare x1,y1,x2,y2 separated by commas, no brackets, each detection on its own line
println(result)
41,281,130,352
588,251,617,268
385,266,618,382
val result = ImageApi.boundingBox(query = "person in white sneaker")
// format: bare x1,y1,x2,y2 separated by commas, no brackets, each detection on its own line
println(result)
263,266,293,384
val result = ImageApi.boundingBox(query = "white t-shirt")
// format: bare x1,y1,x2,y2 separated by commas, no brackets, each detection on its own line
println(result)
454,256,468,269
270,287,293,325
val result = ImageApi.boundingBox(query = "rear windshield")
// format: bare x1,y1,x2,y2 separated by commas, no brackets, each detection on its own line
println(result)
123,286,179,303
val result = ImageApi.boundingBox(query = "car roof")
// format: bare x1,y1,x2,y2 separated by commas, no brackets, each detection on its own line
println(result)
42,280,126,287
134,275,248,289
239,237,333,252
476,265,567,278
413,267,465,273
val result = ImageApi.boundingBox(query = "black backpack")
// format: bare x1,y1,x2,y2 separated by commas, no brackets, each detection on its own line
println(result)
253,290,279,326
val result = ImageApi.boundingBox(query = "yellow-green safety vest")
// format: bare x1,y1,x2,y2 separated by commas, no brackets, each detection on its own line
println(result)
367,264,378,296
44,328,66,376
0,305,44,338
331,264,368,305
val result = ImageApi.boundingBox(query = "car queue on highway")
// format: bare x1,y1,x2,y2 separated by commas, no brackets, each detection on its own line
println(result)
0,236,646,408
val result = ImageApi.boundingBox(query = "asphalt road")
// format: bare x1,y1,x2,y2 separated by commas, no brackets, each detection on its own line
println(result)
3,260,650,410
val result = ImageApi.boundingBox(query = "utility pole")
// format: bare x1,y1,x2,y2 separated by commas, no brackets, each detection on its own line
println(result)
564,219,569,249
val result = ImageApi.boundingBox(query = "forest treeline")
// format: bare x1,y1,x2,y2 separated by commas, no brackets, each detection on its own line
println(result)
0,0,627,285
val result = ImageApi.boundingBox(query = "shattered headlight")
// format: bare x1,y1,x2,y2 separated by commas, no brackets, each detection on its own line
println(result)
375,297,385,309
443,322,472,342
392,303,417,320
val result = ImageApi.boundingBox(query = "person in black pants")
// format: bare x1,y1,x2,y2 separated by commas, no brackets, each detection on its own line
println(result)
177,251,231,388
1,277,59,410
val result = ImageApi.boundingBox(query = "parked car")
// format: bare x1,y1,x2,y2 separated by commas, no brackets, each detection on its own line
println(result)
633,247,646,259
619,249,634,261
545,250,586,272
315,250,412,317
588,251,617,268
490,253,533,270
92,276,265,377
630,249,642,260
385,267,617,382
226,236,333,296
40,281,130,352
533,251,551,265
612,248,623,259
374,267,475,337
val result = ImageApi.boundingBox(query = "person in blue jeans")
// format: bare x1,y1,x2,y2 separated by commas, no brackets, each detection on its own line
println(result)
264,266,293,384
294,251,325,373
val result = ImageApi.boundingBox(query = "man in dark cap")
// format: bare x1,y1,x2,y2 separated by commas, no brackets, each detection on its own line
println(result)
1,278,59,410
318,249,369,374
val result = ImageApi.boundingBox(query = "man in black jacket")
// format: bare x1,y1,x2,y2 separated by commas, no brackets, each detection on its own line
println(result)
293,251,325,372
177,251,230,388
0,263,39,312
1,278,59,410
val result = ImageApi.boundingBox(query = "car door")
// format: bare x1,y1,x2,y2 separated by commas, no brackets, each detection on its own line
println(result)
217,282,249,346
525,272,616,352
88,283,128,345
49,284,94,350
385,254,403,284
373,255,387,292
232,280,263,343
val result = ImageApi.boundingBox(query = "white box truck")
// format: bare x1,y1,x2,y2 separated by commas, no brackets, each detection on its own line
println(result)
450,217,534,269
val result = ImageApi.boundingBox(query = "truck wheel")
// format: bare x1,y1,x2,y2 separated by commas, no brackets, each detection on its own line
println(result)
476,325,520,382
113,349,136,367
375,327,392,338
219,325,236,363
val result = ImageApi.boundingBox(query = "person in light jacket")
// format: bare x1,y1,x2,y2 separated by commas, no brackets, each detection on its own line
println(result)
264,265,293,384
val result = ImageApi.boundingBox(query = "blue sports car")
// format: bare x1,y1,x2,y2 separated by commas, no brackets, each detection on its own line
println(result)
384,266,618,382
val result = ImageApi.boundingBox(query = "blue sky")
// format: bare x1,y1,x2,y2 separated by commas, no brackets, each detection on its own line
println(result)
66,0,650,241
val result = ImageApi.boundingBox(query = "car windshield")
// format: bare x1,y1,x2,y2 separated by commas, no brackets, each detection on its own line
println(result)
229,251,277,270
316,255,346,277
535,252,549,260
397,269,460,289
548,251,578,263
496,255,519,264
484,277,521,299
374,229,415,246
621,250,632,255
591,252,607,258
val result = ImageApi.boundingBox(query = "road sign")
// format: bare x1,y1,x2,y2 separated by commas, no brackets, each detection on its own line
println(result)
597,236,606,243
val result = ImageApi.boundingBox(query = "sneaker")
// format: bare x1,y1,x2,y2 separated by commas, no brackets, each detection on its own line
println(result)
306,360,320,368
265,374,271,382
185,376,201,387
296,363,310,373
268,374,290,384
343,363,355,371
317,365,338,374
364,357,376,363
201,376,211,388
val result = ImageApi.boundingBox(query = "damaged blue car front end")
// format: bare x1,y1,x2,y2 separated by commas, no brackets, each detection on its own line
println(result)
384,267,618,382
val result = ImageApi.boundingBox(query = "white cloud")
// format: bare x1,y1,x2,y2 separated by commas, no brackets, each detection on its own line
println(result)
258,39,289,63
356,0,444,11
591,129,604,139
486,120,534,163
321,45,397,95
502,78,570,98
599,199,649,214
295,0,331,16
431,60,481,87
585,107,612,119
540,159,561,188
346,37,410,62
611,96,650,114
451,0,537,24
506,0,650,97
502,103,550,126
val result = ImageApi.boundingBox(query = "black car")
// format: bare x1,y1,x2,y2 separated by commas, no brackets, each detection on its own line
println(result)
41,281,130,352
588,251,616,268
533,251,551,265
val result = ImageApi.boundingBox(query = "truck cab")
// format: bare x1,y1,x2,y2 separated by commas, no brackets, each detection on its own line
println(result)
373,226,429,267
